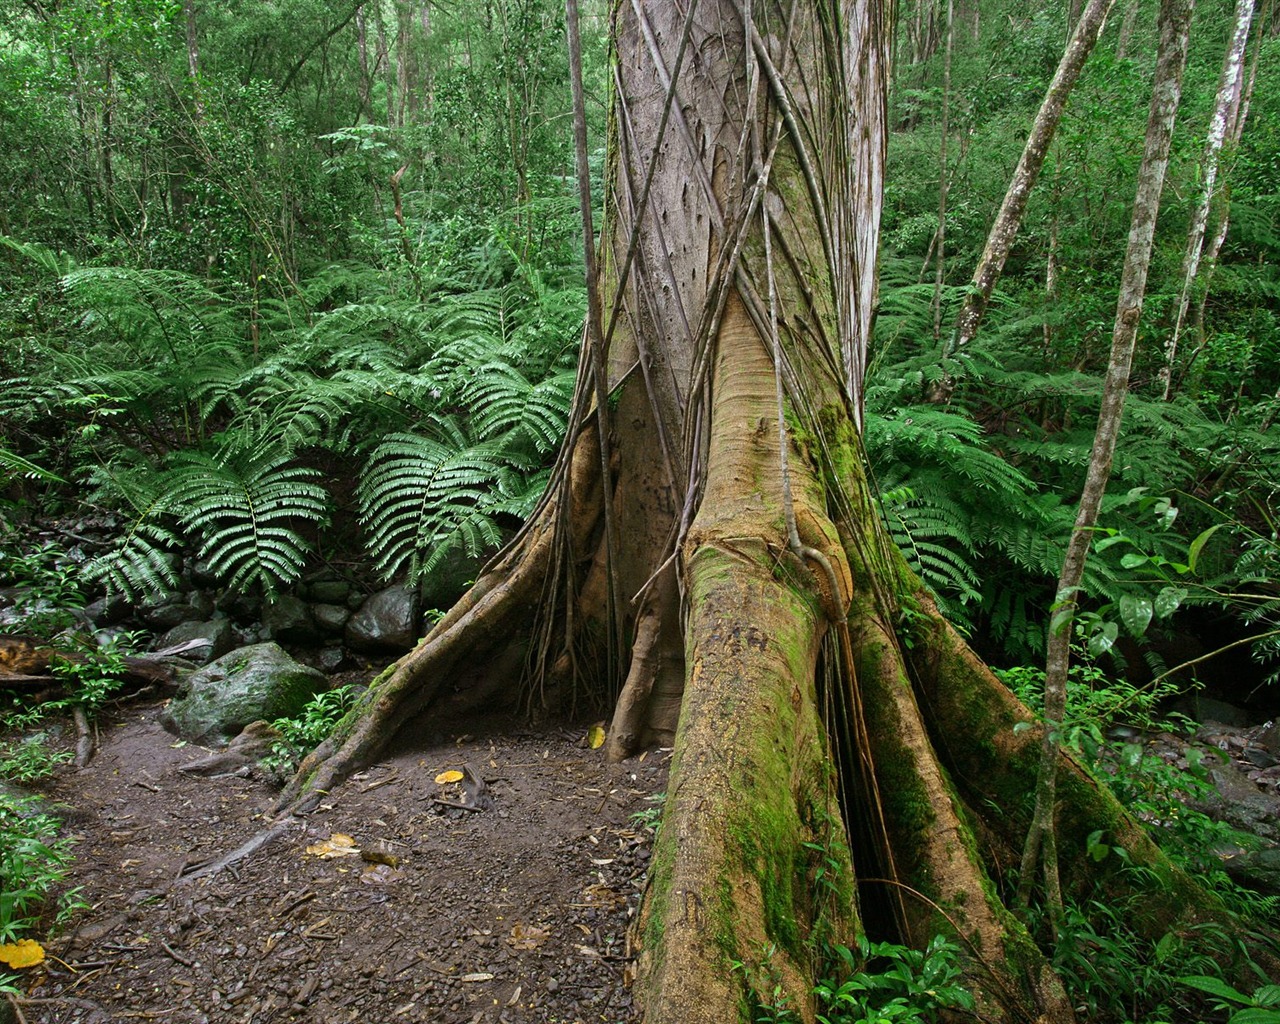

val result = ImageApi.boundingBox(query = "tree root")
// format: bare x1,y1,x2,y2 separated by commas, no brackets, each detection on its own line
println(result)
275,429,603,815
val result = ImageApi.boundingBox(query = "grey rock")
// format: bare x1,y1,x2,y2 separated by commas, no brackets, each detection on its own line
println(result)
141,600,200,631
263,593,319,644
1222,845,1280,895
156,617,236,663
159,642,326,745
312,603,350,634
188,559,220,588
345,585,419,652
85,594,131,627
317,646,346,672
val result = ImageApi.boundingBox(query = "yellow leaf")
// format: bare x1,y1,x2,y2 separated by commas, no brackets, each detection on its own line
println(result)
305,833,361,858
0,939,45,968
586,725,606,749
434,769,464,784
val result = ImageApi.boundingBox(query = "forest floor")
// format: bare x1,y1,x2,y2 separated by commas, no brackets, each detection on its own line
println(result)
8,693,667,1024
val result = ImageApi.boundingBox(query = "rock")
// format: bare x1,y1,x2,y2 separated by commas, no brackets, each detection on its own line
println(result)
215,588,262,620
1188,696,1252,728
263,594,320,644
345,585,419,653
156,617,236,664
309,580,351,603
141,598,201,631
1222,845,1280,895
188,559,220,588
159,643,326,745
84,594,131,627
317,646,345,673
312,603,350,634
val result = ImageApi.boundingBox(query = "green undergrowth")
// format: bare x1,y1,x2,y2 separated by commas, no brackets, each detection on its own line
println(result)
736,934,974,1024
1002,657,1280,1023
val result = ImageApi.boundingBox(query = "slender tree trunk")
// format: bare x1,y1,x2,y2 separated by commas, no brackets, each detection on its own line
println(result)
1159,0,1253,399
1116,0,1141,59
930,0,954,342
945,0,1115,360
1018,0,1196,927
183,0,205,120
356,5,372,120
1185,0,1267,380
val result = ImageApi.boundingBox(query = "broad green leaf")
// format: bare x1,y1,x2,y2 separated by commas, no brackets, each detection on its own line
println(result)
1188,524,1224,574
1155,586,1186,618
1121,552,1149,569
1088,620,1119,656
1227,1009,1280,1024
1179,975,1250,1003
1119,594,1153,637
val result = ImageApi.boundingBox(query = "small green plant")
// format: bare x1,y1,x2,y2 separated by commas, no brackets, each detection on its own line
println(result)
629,791,666,835
262,684,360,777
0,543,86,637
814,935,975,1024
733,943,800,1024
49,630,144,718
0,789,83,990
1180,974,1280,1023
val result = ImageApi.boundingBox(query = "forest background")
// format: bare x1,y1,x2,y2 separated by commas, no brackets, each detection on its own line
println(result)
1,0,1278,677
2,0,1280,1016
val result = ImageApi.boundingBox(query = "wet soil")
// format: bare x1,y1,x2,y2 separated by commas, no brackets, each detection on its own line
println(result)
8,701,667,1024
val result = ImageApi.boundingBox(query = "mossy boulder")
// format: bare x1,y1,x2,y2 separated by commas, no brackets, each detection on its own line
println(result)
160,643,326,746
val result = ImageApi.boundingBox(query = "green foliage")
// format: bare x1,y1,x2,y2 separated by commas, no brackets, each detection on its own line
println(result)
0,544,87,637
1181,975,1280,1024
813,935,975,1024
262,684,360,777
49,630,145,718
0,789,81,966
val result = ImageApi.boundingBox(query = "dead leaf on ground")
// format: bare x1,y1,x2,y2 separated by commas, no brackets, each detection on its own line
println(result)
507,923,551,950
460,972,495,982
359,862,405,885
586,724,606,749
305,833,362,858
0,939,45,968
434,769,464,784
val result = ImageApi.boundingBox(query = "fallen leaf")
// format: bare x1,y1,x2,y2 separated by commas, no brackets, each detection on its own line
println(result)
434,769,464,785
460,972,495,983
305,833,362,858
0,939,45,968
359,862,405,885
507,923,551,950
586,724,606,749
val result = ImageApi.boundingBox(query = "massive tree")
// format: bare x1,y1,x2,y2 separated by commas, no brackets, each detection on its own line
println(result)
278,0,1235,1020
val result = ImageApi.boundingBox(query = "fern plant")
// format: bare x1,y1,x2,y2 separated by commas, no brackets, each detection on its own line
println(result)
166,447,328,593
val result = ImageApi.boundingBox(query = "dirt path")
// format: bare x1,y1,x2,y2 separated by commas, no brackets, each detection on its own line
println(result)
11,703,667,1024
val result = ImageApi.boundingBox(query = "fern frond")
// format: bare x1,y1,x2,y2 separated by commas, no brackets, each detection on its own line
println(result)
359,424,512,582
167,450,328,592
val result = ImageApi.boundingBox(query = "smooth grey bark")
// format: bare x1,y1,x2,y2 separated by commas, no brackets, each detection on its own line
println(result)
945,0,1115,358
1159,0,1254,399
1017,0,1196,922
930,0,954,341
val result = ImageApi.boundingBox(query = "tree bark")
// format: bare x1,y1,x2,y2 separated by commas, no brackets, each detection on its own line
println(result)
1018,0,1196,926
945,0,1115,359
274,0,1255,1019
1159,0,1254,399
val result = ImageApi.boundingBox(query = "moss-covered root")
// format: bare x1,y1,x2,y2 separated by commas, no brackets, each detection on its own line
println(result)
908,594,1229,930
637,542,855,1024
850,590,1075,1024
274,430,604,815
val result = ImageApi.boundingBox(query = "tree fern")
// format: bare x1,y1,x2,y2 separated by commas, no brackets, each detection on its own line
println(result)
166,448,328,592
358,420,514,581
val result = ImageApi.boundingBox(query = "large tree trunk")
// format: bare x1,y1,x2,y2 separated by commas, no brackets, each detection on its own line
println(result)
277,0,1252,1020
